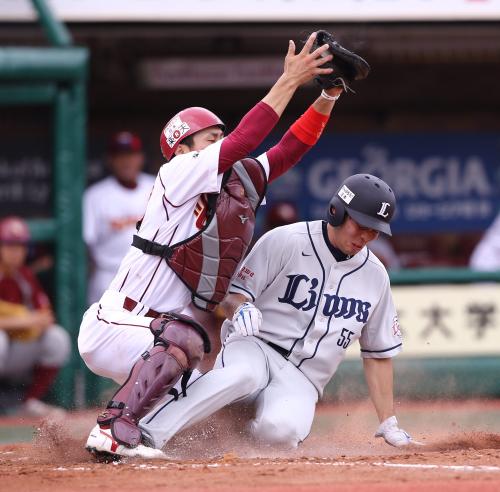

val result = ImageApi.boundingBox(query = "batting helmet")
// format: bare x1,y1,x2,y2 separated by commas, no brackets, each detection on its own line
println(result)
160,107,225,161
0,216,31,244
327,174,396,236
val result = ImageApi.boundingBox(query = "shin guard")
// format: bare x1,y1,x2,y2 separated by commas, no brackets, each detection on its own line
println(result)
97,313,210,447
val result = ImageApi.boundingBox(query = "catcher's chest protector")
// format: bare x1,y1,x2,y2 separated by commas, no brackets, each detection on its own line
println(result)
168,158,267,311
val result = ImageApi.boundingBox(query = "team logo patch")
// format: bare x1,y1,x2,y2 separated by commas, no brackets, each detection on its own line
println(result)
163,116,190,148
377,202,391,218
392,315,402,338
338,185,355,204
237,266,255,281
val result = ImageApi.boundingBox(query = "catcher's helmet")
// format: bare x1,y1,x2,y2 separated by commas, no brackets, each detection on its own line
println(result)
160,107,225,161
327,174,396,236
0,216,30,244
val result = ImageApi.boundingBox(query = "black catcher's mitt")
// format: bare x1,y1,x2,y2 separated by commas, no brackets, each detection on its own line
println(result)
313,30,370,92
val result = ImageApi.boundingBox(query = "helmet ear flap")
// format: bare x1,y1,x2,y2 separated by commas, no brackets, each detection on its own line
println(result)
327,196,346,227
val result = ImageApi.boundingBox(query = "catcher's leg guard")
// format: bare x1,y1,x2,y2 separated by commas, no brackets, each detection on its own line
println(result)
97,313,210,448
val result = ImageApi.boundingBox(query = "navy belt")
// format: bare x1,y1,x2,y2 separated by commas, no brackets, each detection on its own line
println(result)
265,340,290,359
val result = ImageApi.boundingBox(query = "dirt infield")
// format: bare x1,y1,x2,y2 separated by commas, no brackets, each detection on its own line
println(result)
1,399,500,492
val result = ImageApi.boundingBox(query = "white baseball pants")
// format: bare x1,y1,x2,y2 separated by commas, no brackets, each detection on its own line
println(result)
139,334,319,449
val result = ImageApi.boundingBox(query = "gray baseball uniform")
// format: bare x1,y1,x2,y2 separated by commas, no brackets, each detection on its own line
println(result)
140,220,402,449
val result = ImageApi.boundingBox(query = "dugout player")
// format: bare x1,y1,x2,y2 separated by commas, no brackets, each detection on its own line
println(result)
0,217,70,418
84,131,155,305
81,32,343,459
137,175,418,452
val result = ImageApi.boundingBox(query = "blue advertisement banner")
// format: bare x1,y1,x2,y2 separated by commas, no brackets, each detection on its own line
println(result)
264,133,500,234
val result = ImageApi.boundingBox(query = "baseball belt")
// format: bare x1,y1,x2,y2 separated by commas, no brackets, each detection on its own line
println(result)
265,340,290,359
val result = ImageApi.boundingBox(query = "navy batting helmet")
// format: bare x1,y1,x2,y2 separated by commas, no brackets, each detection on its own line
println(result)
327,174,396,236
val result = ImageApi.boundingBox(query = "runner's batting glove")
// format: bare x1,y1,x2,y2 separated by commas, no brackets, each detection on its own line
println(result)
374,416,416,447
232,302,263,337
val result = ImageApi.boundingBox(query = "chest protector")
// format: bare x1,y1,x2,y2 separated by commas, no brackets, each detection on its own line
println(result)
132,158,267,311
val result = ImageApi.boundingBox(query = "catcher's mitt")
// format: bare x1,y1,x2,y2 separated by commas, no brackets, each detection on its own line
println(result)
312,30,370,92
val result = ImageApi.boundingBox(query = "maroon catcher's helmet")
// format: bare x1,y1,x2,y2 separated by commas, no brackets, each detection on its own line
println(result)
160,107,225,161
0,216,30,244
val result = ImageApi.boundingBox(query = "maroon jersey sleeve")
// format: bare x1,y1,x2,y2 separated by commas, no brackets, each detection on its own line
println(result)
265,130,312,183
218,102,279,173
265,105,331,183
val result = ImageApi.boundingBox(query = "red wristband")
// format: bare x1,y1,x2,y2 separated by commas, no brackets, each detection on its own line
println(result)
290,106,330,146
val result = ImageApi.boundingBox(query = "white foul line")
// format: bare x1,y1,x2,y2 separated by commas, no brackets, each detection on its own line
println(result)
49,460,500,473
373,462,500,473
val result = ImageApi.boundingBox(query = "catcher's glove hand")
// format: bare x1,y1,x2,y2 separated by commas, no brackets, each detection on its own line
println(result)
312,30,370,92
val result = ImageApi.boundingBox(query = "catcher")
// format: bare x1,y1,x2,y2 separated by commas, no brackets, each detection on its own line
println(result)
80,30,369,459
0,216,71,417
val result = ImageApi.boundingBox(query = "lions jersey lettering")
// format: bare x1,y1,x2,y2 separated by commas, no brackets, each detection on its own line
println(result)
323,293,371,323
278,273,371,322
278,274,319,311
228,220,402,395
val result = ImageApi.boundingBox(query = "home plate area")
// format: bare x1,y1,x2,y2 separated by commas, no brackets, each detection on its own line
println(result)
1,400,500,492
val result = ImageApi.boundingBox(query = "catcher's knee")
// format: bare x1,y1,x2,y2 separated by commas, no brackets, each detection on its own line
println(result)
150,312,211,369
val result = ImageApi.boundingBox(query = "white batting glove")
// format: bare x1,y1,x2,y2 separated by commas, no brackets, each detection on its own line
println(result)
232,302,262,337
375,416,420,447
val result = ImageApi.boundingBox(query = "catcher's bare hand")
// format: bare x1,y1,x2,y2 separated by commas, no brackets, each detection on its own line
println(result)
283,32,334,88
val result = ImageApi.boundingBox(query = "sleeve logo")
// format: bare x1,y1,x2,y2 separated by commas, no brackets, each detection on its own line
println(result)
392,315,402,338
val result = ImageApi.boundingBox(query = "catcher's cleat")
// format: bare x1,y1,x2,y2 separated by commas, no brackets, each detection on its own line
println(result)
85,424,166,461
